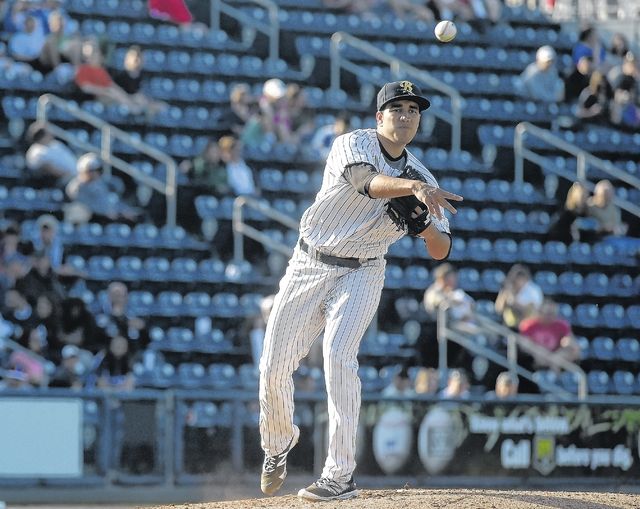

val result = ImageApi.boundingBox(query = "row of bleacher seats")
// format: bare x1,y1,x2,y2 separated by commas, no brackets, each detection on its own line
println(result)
578,336,640,363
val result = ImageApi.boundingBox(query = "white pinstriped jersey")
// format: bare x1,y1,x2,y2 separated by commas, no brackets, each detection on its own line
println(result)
299,128,450,259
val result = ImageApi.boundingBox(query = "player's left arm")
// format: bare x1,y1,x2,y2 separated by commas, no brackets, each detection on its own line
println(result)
418,222,451,260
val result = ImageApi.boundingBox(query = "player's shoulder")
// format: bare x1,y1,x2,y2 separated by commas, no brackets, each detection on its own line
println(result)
337,128,377,146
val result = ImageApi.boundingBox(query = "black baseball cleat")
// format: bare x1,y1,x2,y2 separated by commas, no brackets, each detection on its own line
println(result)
260,427,300,496
297,476,359,501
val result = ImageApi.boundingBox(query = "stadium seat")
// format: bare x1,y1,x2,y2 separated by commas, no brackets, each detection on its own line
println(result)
558,271,584,296
481,268,505,293
183,292,212,316
600,303,628,329
616,338,640,363
207,363,239,391
612,370,636,395
156,291,184,316
574,303,599,328
116,256,143,281
494,238,518,263
584,272,609,297
517,239,543,264
533,270,558,295
177,362,206,388
590,336,616,361
543,241,568,264
238,363,260,391
88,255,116,280
587,370,611,395
627,305,640,329
170,257,199,282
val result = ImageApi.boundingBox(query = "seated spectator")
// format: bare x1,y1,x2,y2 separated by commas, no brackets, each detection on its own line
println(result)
96,335,136,391
607,51,638,95
519,298,581,369
74,41,143,114
0,225,30,297
606,32,630,72
414,366,439,395
563,56,593,104
386,0,435,22
148,0,193,25
65,153,142,224
0,368,32,390
25,121,78,184
218,136,259,197
575,70,613,124
111,45,166,118
310,114,349,159
15,249,66,311
285,83,316,145
495,264,543,329
586,179,627,237
8,14,46,67
39,10,83,71
259,78,294,145
59,296,106,354
424,262,478,334
486,371,519,400
439,369,470,399
518,45,565,103
382,365,414,398
609,54,640,130
49,343,93,389
31,214,83,278
179,138,229,195
572,26,606,70
98,281,148,354
547,181,590,244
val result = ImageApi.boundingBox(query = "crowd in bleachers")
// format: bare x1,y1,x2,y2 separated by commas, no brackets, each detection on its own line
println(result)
0,0,638,401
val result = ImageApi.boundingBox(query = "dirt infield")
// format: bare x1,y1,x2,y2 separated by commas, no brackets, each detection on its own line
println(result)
146,487,640,509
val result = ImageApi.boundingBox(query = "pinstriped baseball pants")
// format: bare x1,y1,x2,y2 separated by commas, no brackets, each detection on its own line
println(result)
259,242,385,482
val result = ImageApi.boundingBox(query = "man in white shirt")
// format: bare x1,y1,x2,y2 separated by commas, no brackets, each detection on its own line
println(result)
25,121,78,183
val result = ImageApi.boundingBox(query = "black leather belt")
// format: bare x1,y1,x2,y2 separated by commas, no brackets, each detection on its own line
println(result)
299,238,377,269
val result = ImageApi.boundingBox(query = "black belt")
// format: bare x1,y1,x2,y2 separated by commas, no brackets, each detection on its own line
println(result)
299,238,377,269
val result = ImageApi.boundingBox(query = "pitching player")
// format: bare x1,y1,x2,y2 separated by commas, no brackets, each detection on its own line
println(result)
259,80,463,501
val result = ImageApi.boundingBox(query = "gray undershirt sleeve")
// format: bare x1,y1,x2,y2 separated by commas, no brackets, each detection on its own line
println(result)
343,163,380,197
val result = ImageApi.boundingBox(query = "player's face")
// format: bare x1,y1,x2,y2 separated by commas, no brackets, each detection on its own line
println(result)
377,100,421,147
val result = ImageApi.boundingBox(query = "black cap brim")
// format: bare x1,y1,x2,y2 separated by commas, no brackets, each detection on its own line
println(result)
379,94,430,112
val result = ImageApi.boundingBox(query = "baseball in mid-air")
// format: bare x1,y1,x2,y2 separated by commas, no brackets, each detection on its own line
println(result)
434,20,457,42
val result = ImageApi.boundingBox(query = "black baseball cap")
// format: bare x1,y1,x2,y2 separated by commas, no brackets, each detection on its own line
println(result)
377,80,430,112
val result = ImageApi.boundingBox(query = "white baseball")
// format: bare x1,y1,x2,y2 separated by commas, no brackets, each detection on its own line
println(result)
435,20,457,43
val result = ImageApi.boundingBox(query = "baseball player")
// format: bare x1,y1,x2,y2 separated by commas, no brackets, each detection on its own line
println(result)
259,80,463,501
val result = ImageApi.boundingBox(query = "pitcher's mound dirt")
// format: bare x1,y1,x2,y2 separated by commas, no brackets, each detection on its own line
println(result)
146,487,640,509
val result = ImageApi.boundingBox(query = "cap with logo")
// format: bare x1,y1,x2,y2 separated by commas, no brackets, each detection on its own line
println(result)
377,80,430,112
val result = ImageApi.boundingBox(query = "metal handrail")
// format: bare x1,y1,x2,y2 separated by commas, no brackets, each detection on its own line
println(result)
514,121,640,219
329,31,463,155
210,0,280,62
437,302,588,400
232,195,299,264
36,94,178,227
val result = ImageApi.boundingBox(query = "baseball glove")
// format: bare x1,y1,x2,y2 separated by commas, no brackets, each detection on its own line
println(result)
386,165,432,237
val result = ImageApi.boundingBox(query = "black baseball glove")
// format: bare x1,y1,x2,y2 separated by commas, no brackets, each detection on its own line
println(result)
386,165,433,237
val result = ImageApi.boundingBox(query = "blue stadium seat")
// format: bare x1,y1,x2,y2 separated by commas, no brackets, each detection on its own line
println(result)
198,258,226,283
156,291,184,316
558,271,584,296
479,208,503,232
403,265,430,290
447,237,466,261
481,268,505,293
612,370,636,395
128,291,154,315
574,303,599,328
457,267,480,292
486,179,511,202
207,363,239,391
583,272,609,297
609,273,634,297
178,362,207,388
587,370,611,395
211,292,240,317
133,224,160,248
88,255,116,280
467,237,493,262
494,238,519,263
103,223,133,247
574,336,591,359
617,338,640,363
568,242,592,265
359,366,383,392
517,239,543,264
166,327,195,352
385,264,405,289
590,336,616,361
183,292,212,316
76,223,104,246
503,209,528,233
238,363,260,391
533,270,558,295
627,305,640,329
600,303,628,329
142,257,170,281
170,257,199,282
116,255,142,281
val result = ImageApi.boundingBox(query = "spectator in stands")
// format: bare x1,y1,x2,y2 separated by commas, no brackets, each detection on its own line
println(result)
286,83,316,145
7,14,46,67
2,288,34,330
519,298,581,369
606,33,630,72
386,0,435,22
310,114,349,159
96,335,136,391
0,368,31,390
586,179,627,237
39,10,83,71
518,45,565,103
98,281,148,354
74,41,143,114
49,343,92,388
59,296,106,354
25,121,78,184
111,45,166,118
486,371,519,400
439,368,470,399
609,54,640,130
414,366,439,395
575,70,613,124
572,26,606,70
424,262,478,334
563,56,593,104
179,137,229,195
382,365,414,398
15,249,65,312
495,264,543,329
259,78,294,145
148,0,193,25
65,153,142,224
228,83,264,147
547,181,590,244
607,51,638,95
0,225,30,297
217,135,259,197
11,326,49,385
